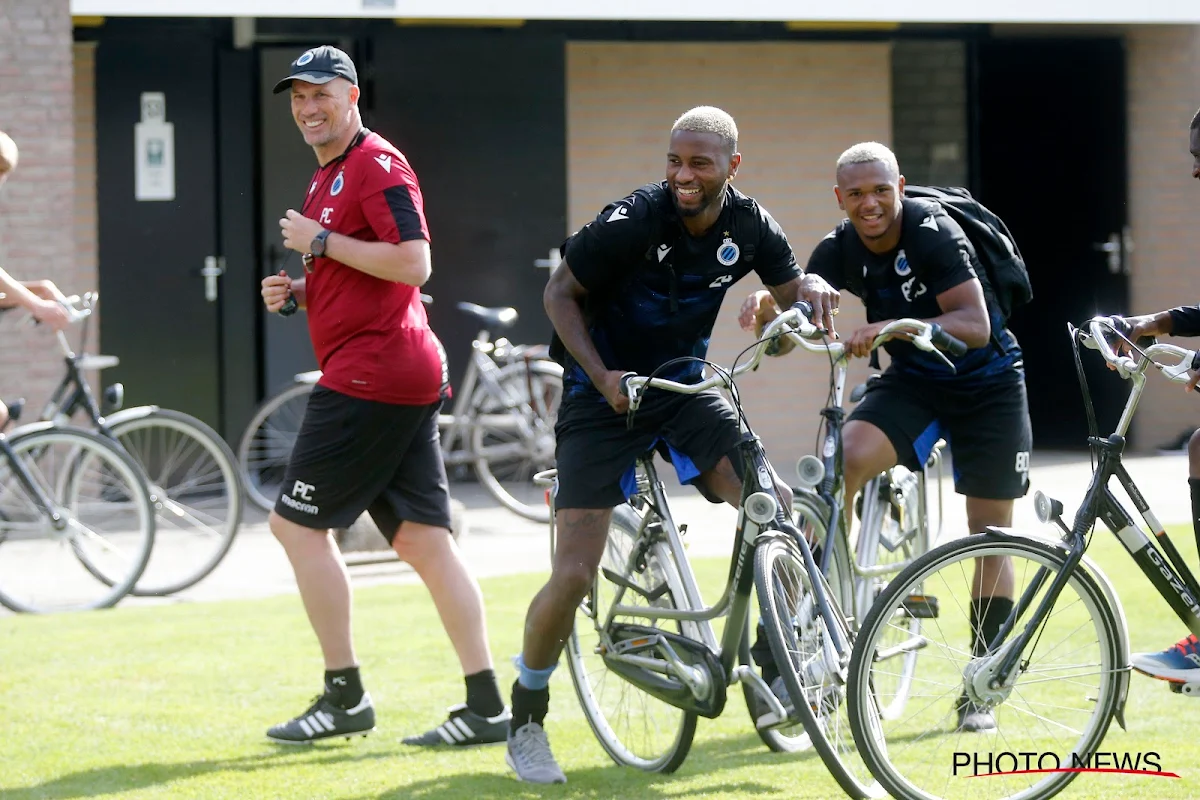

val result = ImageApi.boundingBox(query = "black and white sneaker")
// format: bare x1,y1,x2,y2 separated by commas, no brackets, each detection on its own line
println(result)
402,703,511,747
266,692,375,744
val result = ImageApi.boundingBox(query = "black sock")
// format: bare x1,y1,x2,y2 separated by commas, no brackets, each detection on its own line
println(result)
751,621,780,684
510,679,549,733
971,596,1015,658
1190,478,1200,570
464,669,504,718
324,667,364,709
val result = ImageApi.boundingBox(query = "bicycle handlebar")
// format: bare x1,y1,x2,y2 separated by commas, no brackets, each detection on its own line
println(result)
1084,315,1200,384
619,303,968,409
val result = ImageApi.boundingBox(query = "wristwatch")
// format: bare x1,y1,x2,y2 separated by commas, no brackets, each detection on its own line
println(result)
310,228,331,258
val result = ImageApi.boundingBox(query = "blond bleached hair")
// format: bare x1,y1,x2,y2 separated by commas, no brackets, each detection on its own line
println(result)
672,106,738,156
835,141,900,181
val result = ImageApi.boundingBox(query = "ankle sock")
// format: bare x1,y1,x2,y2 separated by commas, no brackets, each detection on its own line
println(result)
464,668,505,718
324,666,364,709
971,596,1015,658
510,679,550,733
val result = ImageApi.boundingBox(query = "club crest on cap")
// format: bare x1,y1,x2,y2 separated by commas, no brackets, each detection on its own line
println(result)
297,50,315,66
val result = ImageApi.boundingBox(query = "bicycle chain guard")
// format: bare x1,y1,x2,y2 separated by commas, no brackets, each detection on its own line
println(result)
603,623,727,719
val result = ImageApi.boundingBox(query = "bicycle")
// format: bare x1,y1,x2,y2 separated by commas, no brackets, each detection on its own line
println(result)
844,314,1200,800
788,326,950,725
24,293,243,597
544,302,969,797
237,300,562,522
0,420,156,613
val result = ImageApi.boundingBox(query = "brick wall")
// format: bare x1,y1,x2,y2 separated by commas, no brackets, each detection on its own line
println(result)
891,40,969,187
567,42,891,473
0,0,77,414
1126,25,1200,449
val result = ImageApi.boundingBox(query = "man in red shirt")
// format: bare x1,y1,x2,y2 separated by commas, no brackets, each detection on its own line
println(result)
259,46,509,747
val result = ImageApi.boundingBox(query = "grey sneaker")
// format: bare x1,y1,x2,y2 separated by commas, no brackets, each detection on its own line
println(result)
266,692,375,744
956,696,998,733
506,721,567,784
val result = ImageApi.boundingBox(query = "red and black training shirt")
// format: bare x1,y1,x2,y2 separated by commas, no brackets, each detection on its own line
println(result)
299,128,449,405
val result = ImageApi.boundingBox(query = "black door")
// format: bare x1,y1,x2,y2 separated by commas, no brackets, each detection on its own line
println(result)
95,28,224,429
370,28,567,388
974,38,1130,448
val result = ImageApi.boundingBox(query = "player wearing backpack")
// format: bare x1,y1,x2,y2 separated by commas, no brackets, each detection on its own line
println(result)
743,141,1031,733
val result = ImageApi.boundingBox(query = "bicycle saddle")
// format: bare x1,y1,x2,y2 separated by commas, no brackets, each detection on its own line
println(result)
456,302,518,330
850,374,881,404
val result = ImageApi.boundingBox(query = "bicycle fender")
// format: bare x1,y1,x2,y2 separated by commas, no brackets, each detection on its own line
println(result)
986,526,1132,730
293,370,322,384
103,405,162,426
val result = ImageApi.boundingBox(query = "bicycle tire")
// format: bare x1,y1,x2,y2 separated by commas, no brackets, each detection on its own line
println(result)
564,504,698,772
0,425,156,613
755,534,883,799
847,531,1122,800
237,381,314,512
740,607,813,753
108,409,243,596
469,360,561,522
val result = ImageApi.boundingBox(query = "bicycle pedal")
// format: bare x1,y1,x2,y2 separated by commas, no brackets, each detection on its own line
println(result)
1169,681,1200,697
901,594,939,619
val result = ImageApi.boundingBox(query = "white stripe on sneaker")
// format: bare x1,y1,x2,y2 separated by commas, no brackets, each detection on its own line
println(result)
443,722,465,742
316,711,335,731
307,714,329,733
453,717,475,738
299,718,315,737
436,725,456,745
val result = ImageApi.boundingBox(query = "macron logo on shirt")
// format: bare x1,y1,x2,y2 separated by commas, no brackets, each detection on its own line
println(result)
375,154,392,173
607,205,629,223
919,215,939,231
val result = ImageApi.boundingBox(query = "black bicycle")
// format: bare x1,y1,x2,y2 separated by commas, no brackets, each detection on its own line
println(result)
846,314,1200,800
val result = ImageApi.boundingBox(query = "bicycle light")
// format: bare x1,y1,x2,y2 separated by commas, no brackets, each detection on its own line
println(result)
795,455,825,488
102,383,124,415
744,492,777,524
1033,490,1063,524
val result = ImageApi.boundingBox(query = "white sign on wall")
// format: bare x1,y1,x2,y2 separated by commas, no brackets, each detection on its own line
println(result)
134,91,175,202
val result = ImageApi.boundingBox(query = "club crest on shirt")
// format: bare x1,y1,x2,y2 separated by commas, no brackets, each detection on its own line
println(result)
331,172,344,196
716,235,740,267
894,249,912,277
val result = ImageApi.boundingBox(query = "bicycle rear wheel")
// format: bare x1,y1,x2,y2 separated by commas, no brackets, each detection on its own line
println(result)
0,426,155,613
470,360,561,522
109,409,243,595
564,505,698,772
237,381,313,512
847,532,1122,800
756,534,883,799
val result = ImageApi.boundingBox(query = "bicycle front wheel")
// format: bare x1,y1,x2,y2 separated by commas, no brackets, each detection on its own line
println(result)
110,409,243,595
469,360,561,522
0,426,155,613
564,505,698,772
237,381,313,511
847,531,1122,800
756,534,883,799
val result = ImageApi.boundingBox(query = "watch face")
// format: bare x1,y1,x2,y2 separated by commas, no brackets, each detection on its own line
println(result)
311,232,326,257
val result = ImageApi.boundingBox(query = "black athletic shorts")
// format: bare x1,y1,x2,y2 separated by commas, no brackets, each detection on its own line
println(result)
274,385,453,537
849,368,1033,500
553,389,743,509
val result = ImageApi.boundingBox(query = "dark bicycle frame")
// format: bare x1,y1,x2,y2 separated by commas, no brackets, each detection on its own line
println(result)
984,325,1200,687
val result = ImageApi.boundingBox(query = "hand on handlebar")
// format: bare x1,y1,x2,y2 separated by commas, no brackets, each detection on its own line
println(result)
597,369,631,414
846,320,909,359
798,273,840,338
31,298,71,331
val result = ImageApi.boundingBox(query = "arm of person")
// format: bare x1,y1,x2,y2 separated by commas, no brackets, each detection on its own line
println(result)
849,276,990,358
280,209,430,286
544,261,627,410
0,269,71,329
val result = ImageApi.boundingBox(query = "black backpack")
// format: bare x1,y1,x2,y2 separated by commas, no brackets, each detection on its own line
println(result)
897,185,1032,322
547,183,759,367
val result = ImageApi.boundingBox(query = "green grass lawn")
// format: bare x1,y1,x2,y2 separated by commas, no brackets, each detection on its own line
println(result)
2,527,1200,799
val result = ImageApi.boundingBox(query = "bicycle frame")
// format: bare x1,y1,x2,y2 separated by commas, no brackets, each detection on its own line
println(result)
987,321,1200,687
0,433,68,530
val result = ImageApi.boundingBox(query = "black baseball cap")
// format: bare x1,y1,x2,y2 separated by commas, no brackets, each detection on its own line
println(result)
272,46,358,94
